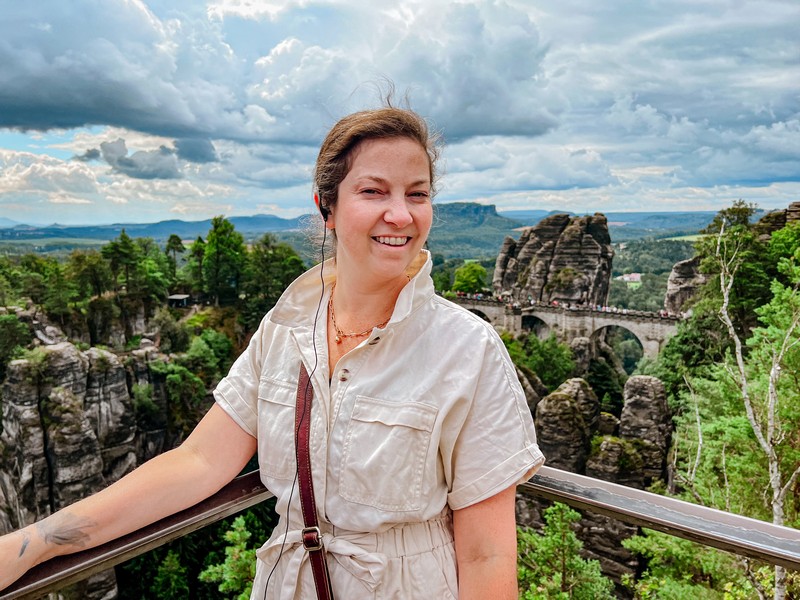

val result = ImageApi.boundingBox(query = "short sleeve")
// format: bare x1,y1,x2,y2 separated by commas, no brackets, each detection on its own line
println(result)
444,331,544,510
213,313,270,438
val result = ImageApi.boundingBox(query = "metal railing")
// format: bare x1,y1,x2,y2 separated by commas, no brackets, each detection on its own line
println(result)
3,466,799,599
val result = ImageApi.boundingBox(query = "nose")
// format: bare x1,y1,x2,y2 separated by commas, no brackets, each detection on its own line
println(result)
383,193,413,228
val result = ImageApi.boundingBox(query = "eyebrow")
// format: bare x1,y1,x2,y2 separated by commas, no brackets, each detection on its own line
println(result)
356,175,431,187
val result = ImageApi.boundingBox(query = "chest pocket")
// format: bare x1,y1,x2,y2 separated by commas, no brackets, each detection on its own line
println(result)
339,395,438,512
257,378,298,480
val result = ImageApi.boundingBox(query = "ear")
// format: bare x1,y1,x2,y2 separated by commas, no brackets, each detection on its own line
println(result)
325,205,336,230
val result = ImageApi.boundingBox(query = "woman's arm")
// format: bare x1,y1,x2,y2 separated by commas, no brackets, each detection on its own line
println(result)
0,404,257,591
453,485,519,600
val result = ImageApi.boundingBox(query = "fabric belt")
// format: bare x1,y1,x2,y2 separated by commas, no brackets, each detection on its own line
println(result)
295,362,334,600
255,516,454,597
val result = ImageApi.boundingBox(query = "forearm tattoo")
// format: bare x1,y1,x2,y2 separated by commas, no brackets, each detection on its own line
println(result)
35,512,96,548
18,530,31,557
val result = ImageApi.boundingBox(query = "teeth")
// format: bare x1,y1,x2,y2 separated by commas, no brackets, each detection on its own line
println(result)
375,236,408,246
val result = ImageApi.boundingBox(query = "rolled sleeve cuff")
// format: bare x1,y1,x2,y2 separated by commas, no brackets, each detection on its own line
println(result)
447,444,545,510
214,378,259,438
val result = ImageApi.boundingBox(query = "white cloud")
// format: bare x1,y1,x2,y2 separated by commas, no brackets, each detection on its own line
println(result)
0,0,797,224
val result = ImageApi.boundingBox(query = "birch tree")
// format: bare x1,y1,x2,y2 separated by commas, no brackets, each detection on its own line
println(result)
714,221,800,600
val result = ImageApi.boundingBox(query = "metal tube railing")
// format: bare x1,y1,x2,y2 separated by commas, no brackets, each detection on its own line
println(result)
2,466,798,599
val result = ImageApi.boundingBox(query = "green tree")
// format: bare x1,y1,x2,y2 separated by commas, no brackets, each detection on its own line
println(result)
240,234,306,331
695,200,773,338
43,261,77,325
149,360,207,440
502,332,575,391
185,236,206,296
0,273,12,307
199,515,257,600
622,529,758,599
657,204,800,600
451,261,487,293
102,229,139,291
150,307,191,353
165,234,186,281
517,503,615,599
0,314,29,382
203,217,245,306
129,241,171,316
151,550,190,600
68,249,113,299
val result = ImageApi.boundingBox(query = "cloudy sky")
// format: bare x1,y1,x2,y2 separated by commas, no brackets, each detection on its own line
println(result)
1,0,798,226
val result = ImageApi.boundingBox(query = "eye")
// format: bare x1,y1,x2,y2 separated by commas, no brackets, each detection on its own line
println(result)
409,190,430,201
361,188,383,196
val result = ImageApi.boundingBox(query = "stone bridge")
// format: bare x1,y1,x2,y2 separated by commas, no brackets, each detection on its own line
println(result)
453,297,680,359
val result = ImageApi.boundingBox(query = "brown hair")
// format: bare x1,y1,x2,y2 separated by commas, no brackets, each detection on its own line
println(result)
313,107,441,217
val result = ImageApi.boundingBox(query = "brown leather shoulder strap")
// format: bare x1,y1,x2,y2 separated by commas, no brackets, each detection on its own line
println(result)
295,363,335,600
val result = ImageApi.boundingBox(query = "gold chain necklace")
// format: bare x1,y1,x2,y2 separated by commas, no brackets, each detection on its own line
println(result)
328,284,391,344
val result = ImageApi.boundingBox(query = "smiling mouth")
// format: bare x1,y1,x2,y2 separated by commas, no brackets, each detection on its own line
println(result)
374,236,411,246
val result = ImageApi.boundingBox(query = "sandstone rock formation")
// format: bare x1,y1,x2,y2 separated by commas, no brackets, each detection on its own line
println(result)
0,340,171,600
753,201,800,242
493,213,614,306
665,201,800,316
664,255,708,316
535,378,599,474
618,376,671,486
520,374,672,593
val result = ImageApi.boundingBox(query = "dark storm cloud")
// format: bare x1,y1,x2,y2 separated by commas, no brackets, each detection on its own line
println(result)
174,138,218,163
100,139,182,179
74,148,101,162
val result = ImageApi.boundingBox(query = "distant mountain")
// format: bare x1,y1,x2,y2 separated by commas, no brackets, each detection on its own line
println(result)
428,202,523,257
498,209,729,241
0,214,305,242
0,217,22,229
498,209,571,226
0,204,727,258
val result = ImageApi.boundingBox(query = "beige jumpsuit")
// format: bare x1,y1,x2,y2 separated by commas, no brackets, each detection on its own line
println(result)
215,250,544,599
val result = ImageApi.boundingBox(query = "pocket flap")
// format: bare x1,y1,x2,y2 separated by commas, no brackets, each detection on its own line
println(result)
351,396,437,432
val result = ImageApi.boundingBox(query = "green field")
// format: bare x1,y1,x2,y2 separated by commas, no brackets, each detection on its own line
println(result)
0,238,107,254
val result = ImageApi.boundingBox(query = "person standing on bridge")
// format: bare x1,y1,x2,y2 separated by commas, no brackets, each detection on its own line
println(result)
0,102,544,599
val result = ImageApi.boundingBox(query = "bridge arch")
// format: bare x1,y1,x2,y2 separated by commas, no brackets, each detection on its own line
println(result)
590,325,644,374
449,298,679,359
521,314,550,338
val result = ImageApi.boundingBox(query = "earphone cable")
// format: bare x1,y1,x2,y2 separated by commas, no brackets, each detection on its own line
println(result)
263,226,328,598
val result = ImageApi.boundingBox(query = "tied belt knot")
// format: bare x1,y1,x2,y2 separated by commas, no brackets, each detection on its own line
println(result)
257,527,388,596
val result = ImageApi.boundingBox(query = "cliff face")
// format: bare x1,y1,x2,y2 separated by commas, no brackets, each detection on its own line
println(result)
521,375,672,592
0,340,171,599
493,213,614,306
663,255,708,316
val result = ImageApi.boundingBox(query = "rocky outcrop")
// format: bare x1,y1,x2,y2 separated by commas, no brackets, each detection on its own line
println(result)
664,255,708,316
618,376,671,486
493,213,614,306
753,201,800,242
0,341,172,600
520,374,672,593
535,378,599,474
515,365,548,414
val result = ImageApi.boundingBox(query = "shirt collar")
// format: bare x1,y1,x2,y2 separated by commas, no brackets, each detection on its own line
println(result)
269,249,434,329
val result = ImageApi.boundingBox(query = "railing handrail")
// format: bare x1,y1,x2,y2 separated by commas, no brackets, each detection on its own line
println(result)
2,471,273,600
3,467,798,599
520,467,800,570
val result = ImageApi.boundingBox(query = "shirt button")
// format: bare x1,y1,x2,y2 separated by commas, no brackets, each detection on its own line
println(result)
338,369,350,382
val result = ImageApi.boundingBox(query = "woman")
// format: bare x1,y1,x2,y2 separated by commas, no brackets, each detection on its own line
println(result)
0,106,544,599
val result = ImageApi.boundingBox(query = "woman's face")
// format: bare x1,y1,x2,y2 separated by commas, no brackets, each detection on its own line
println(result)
328,137,433,285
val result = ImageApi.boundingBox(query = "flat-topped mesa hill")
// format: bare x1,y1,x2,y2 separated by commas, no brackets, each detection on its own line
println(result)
493,212,614,307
